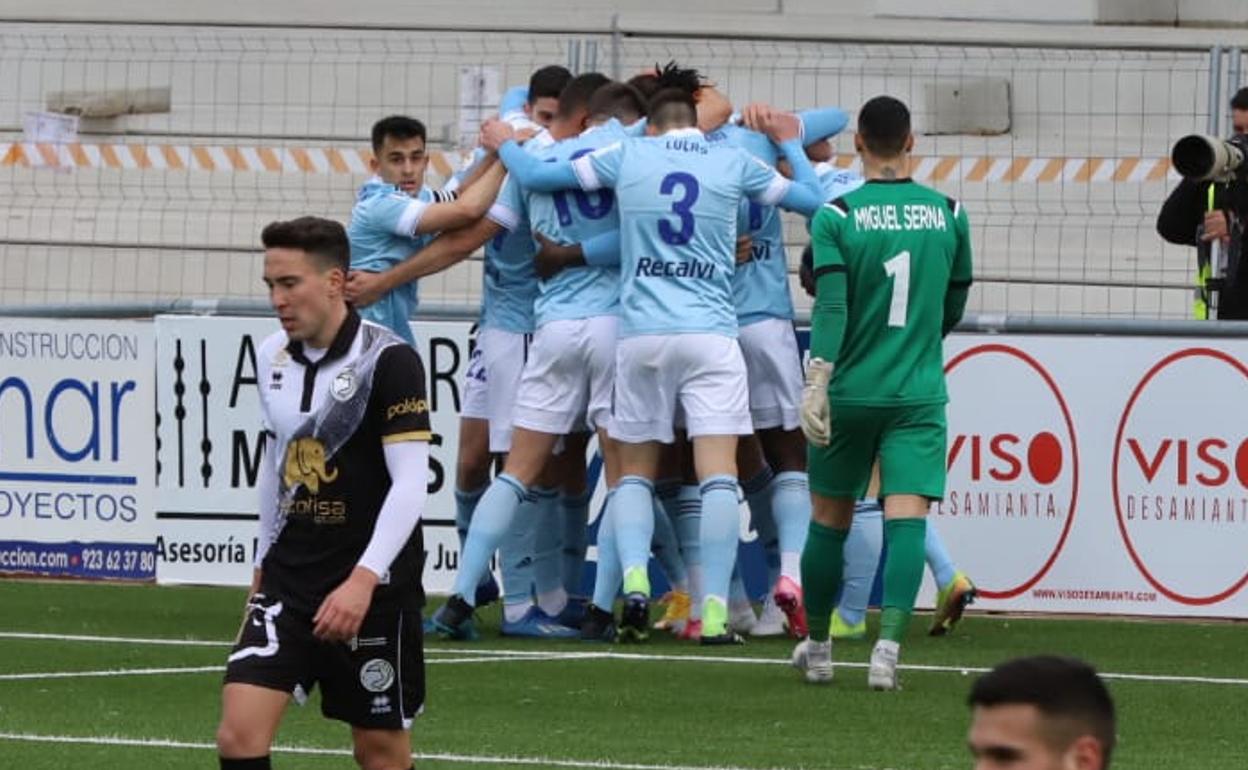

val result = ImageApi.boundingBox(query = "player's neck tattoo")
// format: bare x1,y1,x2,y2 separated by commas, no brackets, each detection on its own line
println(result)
879,165,900,179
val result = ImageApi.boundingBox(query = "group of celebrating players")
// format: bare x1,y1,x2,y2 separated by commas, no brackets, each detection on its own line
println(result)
215,61,974,770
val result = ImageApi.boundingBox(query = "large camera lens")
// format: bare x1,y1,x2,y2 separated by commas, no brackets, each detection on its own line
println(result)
1172,135,1219,179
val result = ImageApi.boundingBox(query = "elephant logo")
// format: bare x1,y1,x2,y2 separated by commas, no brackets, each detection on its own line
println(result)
282,437,339,493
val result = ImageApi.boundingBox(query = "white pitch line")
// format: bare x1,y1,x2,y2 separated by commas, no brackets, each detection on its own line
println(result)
4,630,1248,687
0,732,799,770
0,631,228,647
0,665,220,681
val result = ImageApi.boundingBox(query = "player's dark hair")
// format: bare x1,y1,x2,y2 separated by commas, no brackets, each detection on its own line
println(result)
857,95,911,158
627,73,661,101
648,88,697,131
654,60,705,97
370,115,426,155
529,65,573,102
557,72,613,119
969,656,1116,768
1231,87,1248,113
261,217,350,274
588,82,648,124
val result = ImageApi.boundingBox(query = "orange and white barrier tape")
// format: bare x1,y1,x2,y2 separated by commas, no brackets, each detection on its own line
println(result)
0,141,1177,183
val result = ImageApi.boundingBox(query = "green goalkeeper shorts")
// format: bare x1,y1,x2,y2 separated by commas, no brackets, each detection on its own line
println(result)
807,402,947,501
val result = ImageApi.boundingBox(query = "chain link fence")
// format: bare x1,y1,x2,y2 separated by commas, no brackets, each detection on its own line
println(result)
0,20,1240,317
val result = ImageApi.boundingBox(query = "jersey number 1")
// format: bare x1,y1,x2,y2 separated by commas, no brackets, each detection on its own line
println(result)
883,251,910,328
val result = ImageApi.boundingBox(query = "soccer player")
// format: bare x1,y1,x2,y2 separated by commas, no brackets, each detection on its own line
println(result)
798,221,977,641
792,95,972,688
346,115,503,346
431,75,656,641
348,66,575,638
216,217,431,770
968,656,1116,770
483,88,824,643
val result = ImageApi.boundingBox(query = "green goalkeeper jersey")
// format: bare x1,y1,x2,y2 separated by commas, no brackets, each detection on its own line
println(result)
809,178,973,407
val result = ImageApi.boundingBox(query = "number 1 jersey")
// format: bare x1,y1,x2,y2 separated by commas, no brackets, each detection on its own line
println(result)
810,179,972,406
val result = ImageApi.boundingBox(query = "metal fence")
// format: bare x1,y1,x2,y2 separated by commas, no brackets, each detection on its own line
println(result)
0,19,1243,318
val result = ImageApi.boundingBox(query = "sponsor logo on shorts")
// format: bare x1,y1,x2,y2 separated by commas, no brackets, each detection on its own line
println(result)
359,658,396,693
370,695,393,715
386,398,429,421
348,636,388,651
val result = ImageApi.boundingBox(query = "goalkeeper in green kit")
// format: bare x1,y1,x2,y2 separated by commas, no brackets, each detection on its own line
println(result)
791,96,972,690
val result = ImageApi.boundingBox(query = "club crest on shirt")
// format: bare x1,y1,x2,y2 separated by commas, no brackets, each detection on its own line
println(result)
331,367,358,401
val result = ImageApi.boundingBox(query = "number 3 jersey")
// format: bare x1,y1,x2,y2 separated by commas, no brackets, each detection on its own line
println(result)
810,179,972,407
255,310,432,615
571,127,792,339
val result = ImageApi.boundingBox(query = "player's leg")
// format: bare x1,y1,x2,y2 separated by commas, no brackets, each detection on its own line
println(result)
682,333,753,644
323,610,424,769
583,427,623,642
740,318,811,637
926,519,976,636
612,439,663,640
607,334,680,641
832,500,883,641
217,684,288,767
350,728,412,770
218,595,310,766
455,355,499,609
790,491,854,685
870,403,949,690
792,407,877,684
556,430,594,624
664,434,705,639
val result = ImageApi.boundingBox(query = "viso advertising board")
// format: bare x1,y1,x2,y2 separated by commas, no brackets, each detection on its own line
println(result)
0,320,156,580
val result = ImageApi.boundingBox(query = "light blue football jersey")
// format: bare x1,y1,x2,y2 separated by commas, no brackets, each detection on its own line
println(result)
707,112,848,325
522,121,628,325
347,178,441,345
572,128,793,338
480,134,550,334
707,123,794,325
817,163,866,203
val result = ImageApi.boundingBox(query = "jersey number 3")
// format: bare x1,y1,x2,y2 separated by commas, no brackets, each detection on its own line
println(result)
883,251,910,328
658,172,699,246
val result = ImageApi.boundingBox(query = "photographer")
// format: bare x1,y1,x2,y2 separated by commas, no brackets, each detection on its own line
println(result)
1156,87,1248,320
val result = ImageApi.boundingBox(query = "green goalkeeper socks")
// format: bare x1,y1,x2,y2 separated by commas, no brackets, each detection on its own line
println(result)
801,521,849,642
880,517,928,643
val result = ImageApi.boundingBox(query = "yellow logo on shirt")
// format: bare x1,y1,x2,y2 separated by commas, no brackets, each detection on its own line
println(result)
283,437,339,494
386,398,428,421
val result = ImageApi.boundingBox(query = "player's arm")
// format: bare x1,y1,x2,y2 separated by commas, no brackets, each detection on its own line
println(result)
809,206,849,364
499,85,529,118
313,346,432,642
800,205,848,446
532,228,620,279
943,198,974,337
412,157,506,234
797,106,850,146
741,103,848,148
346,216,503,308
749,111,823,216
249,427,278,598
